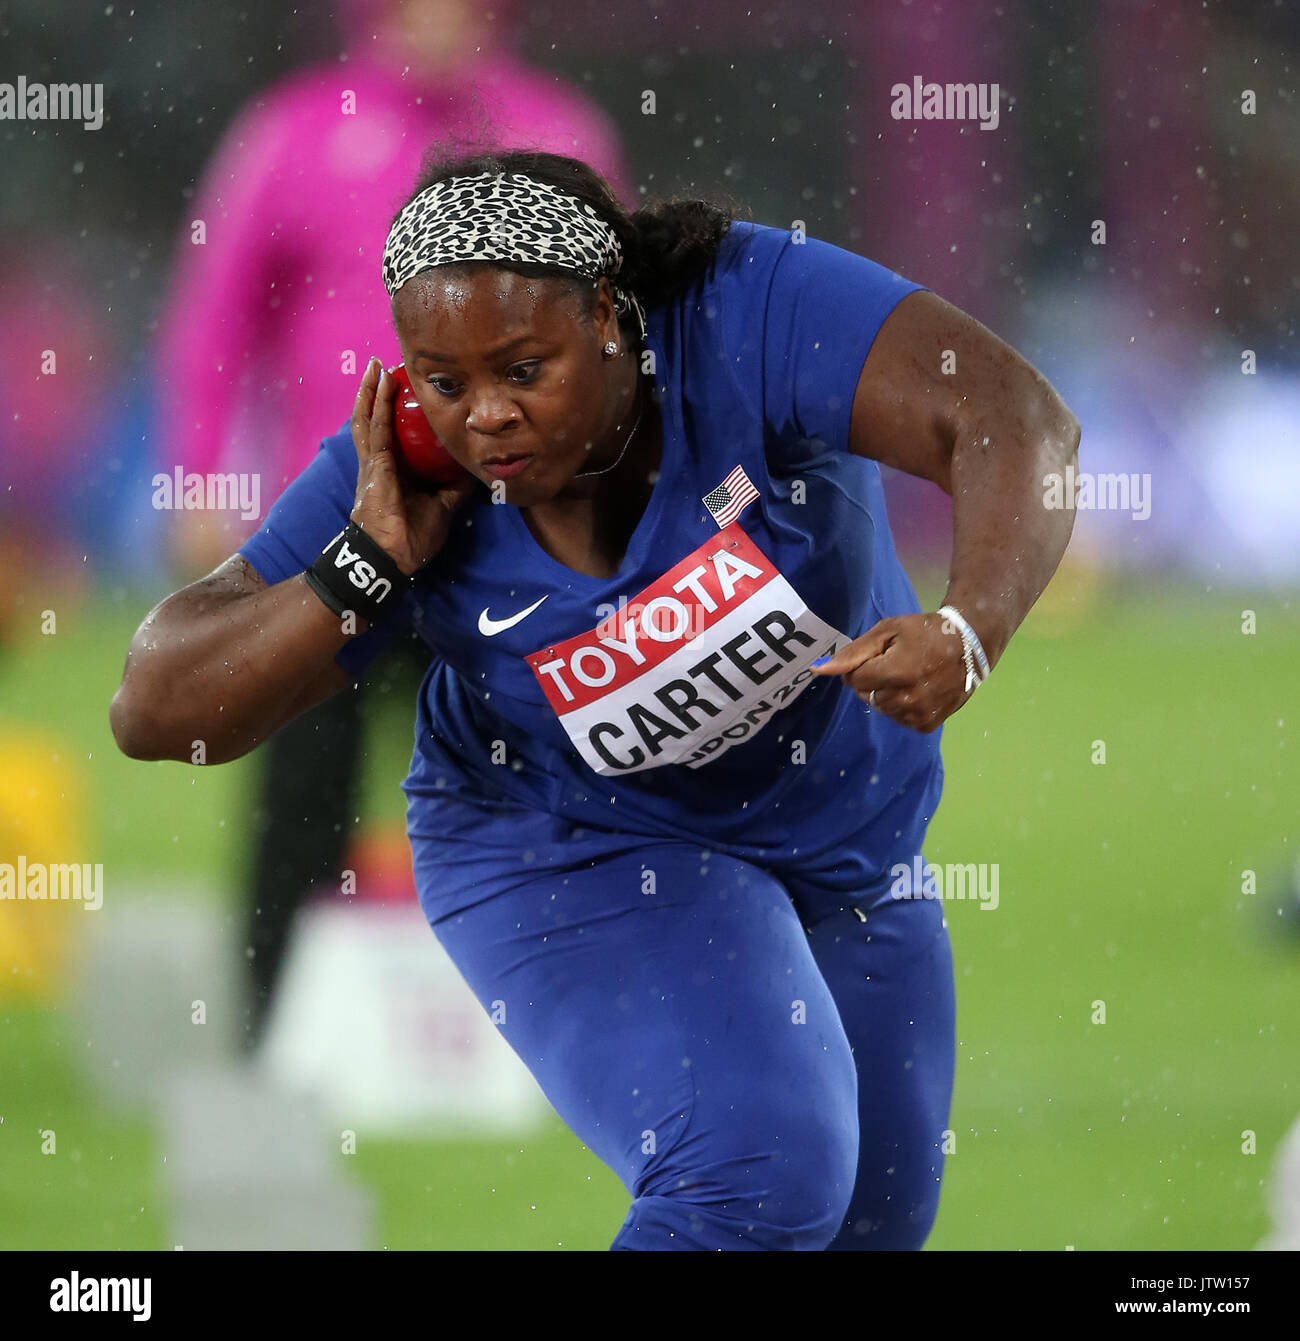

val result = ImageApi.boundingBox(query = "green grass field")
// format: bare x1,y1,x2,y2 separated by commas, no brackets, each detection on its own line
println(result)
1,571,1296,1249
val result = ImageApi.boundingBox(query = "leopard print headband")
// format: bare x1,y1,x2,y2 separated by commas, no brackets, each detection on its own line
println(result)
382,171,647,338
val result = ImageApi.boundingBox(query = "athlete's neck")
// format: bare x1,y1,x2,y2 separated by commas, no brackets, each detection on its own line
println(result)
555,356,648,502
519,390,662,579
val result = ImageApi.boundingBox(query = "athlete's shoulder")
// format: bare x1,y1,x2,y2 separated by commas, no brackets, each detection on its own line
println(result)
699,220,843,318
669,221,806,360
650,221,786,332
708,218,925,340
721,218,791,252
710,219,793,281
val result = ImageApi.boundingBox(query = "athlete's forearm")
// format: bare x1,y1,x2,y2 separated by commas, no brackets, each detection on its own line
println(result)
939,383,1081,668
110,562,357,764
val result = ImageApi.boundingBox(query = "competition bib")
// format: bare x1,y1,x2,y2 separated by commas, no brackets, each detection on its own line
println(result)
524,524,850,775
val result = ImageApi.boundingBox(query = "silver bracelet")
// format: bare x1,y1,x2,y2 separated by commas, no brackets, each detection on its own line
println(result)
937,605,991,693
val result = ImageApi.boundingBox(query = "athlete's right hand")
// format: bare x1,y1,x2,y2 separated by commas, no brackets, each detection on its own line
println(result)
349,356,477,576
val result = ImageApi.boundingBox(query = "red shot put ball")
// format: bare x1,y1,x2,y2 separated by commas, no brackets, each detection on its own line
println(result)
387,363,468,485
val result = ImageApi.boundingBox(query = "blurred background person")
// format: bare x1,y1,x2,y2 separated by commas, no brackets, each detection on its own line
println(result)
0,237,121,1007
154,0,632,1050
0,237,119,647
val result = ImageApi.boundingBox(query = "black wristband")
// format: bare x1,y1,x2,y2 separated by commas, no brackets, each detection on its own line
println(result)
304,521,411,625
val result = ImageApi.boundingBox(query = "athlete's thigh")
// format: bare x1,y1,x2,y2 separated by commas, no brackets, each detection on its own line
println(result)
417,828,858,1200
786,877,957,1249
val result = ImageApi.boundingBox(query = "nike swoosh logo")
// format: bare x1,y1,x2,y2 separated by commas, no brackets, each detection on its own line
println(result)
478,594,549,636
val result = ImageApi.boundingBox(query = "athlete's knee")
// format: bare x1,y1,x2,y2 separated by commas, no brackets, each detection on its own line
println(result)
828,1174,944,1251
755,1101,859,1248
621,1091,858,1251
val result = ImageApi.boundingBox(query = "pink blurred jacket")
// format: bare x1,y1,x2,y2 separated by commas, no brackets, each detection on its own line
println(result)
156,22,630,521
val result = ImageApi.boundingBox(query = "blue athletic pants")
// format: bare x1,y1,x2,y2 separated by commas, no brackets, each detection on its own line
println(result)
415,825,956,1251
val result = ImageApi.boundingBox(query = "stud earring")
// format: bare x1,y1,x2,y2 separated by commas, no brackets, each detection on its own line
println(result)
602,341,618,358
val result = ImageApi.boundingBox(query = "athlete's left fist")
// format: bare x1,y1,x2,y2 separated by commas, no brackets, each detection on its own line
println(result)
809,613,973,733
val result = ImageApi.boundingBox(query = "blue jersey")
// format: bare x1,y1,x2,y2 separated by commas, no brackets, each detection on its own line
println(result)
239,220,943,895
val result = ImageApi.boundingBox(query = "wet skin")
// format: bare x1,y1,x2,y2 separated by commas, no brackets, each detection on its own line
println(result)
392,267,662,580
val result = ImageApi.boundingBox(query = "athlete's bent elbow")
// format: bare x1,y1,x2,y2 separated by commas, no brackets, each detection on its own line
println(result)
109,682,179,761
109,686,155,760
110,666,197,762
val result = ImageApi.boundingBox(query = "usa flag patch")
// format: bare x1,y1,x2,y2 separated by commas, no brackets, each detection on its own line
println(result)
702,465,758,529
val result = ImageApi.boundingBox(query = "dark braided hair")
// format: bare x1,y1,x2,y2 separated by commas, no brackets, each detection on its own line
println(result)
393,144,750,328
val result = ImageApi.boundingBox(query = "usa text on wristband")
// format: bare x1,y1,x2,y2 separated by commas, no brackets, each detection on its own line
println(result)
304,522,411,624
